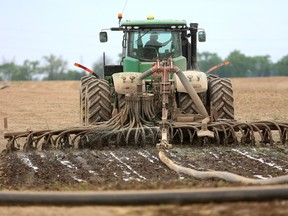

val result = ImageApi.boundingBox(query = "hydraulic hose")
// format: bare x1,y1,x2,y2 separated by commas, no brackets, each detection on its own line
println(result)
159,150,288,185
136,67,157,93
175,70,209,118
0,186,288,206
136,66,209,118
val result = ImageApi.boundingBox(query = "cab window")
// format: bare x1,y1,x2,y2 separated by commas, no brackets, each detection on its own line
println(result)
127,30,181,61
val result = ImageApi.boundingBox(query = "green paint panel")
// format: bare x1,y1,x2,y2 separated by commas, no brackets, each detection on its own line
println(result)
123,55,187,74
123,57,139,72
139,62,153,72
173,56,187,71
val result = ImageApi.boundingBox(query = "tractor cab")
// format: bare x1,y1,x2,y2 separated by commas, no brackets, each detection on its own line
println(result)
100,16,206,75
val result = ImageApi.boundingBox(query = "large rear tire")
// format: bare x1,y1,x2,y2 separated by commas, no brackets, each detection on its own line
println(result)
80,76,112,125
80,76,94,125
208,77,234,121
178,92,207,114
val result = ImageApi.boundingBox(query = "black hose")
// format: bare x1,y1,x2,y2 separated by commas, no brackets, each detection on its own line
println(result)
0,186,288,206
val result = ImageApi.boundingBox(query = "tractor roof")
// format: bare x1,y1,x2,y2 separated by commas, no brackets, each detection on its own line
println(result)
120,18,187,30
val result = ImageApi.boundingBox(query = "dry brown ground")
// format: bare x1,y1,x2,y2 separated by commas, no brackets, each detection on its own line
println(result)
231,77,288,122
0,77,288,215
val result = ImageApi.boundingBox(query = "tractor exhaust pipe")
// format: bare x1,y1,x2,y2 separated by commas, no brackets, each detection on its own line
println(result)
190,23,198,70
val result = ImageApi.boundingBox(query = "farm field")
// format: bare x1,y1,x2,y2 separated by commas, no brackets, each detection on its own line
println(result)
0,77,288,215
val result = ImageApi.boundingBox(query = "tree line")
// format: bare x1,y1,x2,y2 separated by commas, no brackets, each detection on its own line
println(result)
0,55,87,81
198,50,288,77
0,51,287,81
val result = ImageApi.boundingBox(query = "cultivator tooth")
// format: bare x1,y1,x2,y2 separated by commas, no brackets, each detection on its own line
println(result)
196,117,214,138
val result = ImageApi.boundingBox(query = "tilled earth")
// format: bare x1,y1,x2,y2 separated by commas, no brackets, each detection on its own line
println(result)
1,146,288,190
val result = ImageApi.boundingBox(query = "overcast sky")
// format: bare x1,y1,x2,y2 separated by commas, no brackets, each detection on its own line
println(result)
1,0,288,69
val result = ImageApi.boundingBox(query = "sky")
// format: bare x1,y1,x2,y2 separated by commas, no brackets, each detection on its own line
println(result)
1,0,288,70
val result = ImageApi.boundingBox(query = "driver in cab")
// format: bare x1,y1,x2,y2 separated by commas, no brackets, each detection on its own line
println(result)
145,32,172,52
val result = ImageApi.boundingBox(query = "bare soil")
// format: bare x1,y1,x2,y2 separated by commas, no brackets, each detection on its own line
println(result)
0,77,288,215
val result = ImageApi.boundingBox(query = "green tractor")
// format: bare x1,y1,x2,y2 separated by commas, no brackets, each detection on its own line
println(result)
5,16,288,151
80,15,234,130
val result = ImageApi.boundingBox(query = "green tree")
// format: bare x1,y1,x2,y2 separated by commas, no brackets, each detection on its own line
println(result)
0,60,41,81
42,55,67,80
197,52,223,72
274,55,288,76
224,50,254,77
0,61,37,81
18,60,40,80
0,62,18,81
250,55,272,77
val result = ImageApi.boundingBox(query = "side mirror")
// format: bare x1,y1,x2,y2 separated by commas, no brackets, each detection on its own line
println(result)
198,31,206,42
99,31,108,42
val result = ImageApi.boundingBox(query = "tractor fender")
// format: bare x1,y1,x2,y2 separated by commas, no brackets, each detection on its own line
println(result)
174,70,208,93
112,72,144,94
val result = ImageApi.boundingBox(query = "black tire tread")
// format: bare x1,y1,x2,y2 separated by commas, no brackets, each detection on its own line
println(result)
208,77,234,120
80,76,112,125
